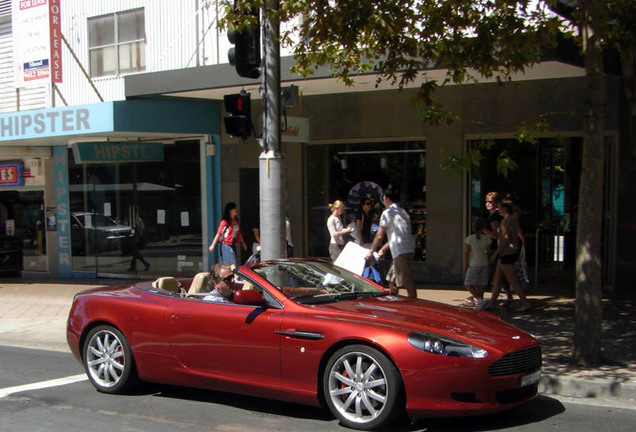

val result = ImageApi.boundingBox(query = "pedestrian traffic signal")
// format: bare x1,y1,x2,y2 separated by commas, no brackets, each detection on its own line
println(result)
224,92,252,139
227,3,261,79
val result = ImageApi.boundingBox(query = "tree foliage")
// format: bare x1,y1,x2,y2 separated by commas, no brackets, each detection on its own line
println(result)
223,1,636,82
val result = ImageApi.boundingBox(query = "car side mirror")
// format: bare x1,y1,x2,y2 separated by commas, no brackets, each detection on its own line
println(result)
233,289,266,306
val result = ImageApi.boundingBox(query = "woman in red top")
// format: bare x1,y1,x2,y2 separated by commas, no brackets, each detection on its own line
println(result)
208,202,247,265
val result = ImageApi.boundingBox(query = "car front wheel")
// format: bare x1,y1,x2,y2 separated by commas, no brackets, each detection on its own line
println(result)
323,345,404,430
83,325,137,394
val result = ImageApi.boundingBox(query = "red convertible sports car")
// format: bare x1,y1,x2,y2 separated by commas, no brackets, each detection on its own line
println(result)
67,259,542,430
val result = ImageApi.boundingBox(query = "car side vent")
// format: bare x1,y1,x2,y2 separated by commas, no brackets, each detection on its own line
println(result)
488,345,542,377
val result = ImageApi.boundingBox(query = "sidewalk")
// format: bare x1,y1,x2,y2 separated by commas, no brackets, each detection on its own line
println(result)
417,283,636,402
1,277,634,403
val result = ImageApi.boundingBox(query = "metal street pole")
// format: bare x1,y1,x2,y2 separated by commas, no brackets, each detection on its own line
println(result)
259,0,286,261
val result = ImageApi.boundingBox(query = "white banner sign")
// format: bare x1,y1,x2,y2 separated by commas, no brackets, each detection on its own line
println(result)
281,116,309,143
13,0,63,87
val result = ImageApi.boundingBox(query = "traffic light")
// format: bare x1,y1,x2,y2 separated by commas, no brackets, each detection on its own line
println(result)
227,3,261,79
224,91,252,139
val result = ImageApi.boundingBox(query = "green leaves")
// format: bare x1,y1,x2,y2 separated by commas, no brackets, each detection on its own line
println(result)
496,150,519,177
439,146,484,178
220,0,634,180
516,118,553,145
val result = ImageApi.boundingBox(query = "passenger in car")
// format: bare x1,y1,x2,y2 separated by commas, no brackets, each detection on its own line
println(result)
202,263,242,303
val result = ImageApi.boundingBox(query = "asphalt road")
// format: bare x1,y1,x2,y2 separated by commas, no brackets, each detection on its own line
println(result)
2,346,635,432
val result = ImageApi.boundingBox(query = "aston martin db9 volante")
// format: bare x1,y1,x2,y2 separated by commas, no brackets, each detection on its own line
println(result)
67,259,542,430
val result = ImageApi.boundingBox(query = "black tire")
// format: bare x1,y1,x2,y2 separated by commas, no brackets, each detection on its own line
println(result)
83,325,137,394
323,345,404,430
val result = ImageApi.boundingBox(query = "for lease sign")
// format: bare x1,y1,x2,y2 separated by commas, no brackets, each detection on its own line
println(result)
12,0,63,87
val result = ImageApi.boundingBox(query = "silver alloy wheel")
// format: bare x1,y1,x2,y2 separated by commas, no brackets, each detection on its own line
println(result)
327,350,389,425
86,329,126,388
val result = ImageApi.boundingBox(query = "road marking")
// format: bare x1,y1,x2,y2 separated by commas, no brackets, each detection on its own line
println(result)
0,374,87,398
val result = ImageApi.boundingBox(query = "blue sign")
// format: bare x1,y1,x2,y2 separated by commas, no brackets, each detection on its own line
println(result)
0,99,219,143
72,142,164,163
0,162,24,186
0,104,113,141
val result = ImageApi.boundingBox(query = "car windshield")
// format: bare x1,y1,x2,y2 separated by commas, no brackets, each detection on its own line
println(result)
249,260,386,304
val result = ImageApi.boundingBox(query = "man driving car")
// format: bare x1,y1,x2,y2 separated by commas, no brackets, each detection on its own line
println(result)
203,262,241,303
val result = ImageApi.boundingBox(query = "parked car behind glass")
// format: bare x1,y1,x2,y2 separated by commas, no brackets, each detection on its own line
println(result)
71,212,132,255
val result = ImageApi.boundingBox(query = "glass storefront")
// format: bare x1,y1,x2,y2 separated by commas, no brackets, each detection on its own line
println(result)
68,140,204,277
469,137,583,286
306,140,427,261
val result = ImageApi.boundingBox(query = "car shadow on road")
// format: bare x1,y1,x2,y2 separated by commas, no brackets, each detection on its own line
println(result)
138,382,565,431
146,383,335,422
407,395,565,432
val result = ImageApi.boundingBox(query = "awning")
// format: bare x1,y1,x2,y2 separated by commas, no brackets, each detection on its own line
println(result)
69,182,176,192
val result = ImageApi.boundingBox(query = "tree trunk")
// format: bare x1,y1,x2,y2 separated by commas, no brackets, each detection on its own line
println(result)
572,29,604,367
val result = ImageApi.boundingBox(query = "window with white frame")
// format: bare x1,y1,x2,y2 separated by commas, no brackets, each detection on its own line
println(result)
88,8,146,78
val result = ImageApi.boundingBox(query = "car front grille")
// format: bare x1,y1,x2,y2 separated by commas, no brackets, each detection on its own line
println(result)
488,345,542,377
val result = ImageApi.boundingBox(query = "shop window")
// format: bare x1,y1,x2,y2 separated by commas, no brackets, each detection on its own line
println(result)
468,137,583,286
89,8,146,78
307,141,426,262
67,141,203,277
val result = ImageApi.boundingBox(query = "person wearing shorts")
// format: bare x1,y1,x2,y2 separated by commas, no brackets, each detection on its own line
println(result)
366,187,416,298
487,197,532,312
463,218,492,309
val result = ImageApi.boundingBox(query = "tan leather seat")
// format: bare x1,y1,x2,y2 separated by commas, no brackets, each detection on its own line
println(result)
188,272,212,294
242,281,255,291
152,277,182,294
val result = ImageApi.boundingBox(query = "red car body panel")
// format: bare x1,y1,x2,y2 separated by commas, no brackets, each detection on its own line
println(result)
67,260,542,418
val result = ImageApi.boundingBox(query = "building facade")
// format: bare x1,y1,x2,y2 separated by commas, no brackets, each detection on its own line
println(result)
0,1,224,278
1,1,633,293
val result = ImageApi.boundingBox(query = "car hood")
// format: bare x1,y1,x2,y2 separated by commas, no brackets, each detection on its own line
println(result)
307,295,537,349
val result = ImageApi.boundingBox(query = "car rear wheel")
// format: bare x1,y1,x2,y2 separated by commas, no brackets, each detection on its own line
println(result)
323,345,404,430
83,325,137,394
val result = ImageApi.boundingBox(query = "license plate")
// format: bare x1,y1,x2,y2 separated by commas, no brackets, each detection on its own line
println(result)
519,370,541,387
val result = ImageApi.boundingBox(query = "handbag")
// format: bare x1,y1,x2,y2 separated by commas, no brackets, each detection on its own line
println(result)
363,265,382,284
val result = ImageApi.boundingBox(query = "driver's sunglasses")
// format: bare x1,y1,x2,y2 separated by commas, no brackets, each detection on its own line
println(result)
222,274,235,282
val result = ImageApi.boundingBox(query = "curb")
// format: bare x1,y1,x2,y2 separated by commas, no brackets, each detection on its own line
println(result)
540,374,636,401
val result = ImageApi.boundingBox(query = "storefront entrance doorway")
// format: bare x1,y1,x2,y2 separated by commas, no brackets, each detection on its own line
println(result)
0,190,46,274
469,136,614,290
68,141,204,278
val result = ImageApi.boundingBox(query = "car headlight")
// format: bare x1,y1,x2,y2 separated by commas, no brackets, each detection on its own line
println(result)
407,332,488,358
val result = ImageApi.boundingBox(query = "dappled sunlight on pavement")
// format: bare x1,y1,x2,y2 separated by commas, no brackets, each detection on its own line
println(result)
413,283,636,396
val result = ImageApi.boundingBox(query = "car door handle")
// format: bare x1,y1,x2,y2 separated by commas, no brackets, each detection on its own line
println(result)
171,313,191,319
275,330,324,340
